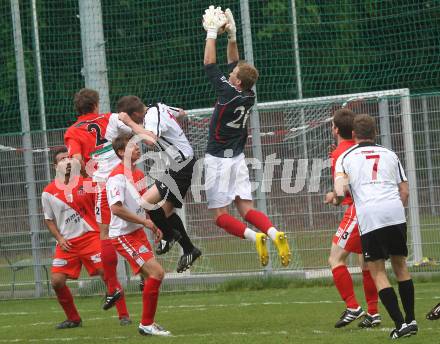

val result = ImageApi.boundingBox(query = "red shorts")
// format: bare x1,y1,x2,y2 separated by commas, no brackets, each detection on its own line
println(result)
51,232,102,279
95,182,111,225
332,204,362,254
111,228,154,275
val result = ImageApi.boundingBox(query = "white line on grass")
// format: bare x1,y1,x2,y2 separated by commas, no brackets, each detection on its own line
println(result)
0,331,291,342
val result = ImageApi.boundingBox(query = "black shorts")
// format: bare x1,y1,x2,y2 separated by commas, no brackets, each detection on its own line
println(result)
155,157,195,208
361,223,408,262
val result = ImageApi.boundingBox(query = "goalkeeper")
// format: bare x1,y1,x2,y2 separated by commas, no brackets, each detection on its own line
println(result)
202,6,291,267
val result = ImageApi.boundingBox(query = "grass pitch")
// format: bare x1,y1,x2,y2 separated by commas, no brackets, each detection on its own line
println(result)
0,281,439,343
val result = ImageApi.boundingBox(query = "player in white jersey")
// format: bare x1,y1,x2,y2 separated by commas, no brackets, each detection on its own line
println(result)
117,96,201,273
42,147,107,328
107,134,170,336
334,114,416,339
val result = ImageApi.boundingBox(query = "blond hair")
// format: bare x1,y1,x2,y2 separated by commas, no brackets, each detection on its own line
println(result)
237,61,259,91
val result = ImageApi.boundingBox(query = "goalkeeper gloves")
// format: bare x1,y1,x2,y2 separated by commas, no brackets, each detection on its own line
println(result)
224,8,237,42
203,5,227,40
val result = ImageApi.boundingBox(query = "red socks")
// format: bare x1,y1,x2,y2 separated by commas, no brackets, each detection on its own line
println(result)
362,270,379,315
332,265,359,309
244,209,273,234
101,239,129,319
54,285,81,322
101,239,118,293
216,214,246,238
141,277,162,326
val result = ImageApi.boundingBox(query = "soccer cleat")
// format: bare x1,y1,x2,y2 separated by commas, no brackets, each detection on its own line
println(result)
102,288,122,310
155,229,182,255
120,317,132,326
407,320,418,335
255,233,269,267
335,307,365,328
55,319,82,329
358,313,381,328
138,322,171,336
426,302,440,320
273,232,291,267
390,323,412,339
176,247,202,273
139,276,145,292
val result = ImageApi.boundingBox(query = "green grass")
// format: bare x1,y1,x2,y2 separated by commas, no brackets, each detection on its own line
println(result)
0,281,439,343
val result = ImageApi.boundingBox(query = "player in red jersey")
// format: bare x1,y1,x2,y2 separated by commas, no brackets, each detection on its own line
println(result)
42,147,128,328
324,109,380,328
64,89,135,319
107,134,170,336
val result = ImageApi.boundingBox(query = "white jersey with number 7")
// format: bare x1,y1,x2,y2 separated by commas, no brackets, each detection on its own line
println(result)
335,142,408,235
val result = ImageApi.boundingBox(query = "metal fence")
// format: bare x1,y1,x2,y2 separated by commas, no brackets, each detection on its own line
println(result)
1,90,440,299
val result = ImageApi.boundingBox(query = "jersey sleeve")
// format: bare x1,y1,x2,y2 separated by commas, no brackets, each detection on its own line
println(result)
65,136,83,157
143,106,167,136
106,175,125,206
162,103,180,118
41,192,55,220
395,156,408,183
110,113,133,136
204,63,239,103
334,154,347,178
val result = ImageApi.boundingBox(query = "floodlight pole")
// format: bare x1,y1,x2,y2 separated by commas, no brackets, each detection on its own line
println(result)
401,90,422,263
240,0,272,273
31,0,51,182
11,0,43,297
291,0,314,228
78,0,111,113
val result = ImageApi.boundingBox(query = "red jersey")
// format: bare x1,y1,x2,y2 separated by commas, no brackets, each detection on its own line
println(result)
42,176,99,240
64,113,132,180
331,139,355,205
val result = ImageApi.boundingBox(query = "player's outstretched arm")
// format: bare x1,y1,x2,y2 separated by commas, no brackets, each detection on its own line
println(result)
203,6,227,65
118,112,157,146
225,8,239,64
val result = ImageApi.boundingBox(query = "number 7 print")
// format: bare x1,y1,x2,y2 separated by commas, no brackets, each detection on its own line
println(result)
366,154,380,180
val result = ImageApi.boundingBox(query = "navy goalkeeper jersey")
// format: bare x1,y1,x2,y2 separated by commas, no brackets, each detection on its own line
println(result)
204,62,255,158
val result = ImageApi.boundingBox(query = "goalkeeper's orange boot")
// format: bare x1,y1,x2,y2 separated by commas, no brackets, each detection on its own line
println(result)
274,232,291,267
255,233,269,267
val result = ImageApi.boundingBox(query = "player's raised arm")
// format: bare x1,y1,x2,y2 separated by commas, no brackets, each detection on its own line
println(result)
203,6,226,65
116,96,158,146
225,9,239,64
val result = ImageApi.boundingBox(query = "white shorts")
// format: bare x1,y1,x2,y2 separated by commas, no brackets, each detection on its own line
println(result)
204,153,252,209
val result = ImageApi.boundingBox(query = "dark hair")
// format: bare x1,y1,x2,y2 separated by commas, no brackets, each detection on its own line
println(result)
112,134,133,159
116,95,145,116
353,114,377,141
52,146,68,164
74,88,99,115
237,61,259,91
333,108,355,139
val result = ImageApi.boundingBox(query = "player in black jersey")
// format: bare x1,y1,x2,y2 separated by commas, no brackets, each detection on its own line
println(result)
202,6,291,267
